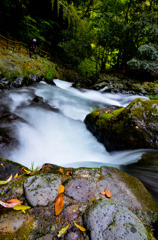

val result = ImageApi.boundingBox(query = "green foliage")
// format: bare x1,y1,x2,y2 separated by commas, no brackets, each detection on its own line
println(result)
148,95,158,100
77,58,97,78
45,67,56,81
1,0,158,80
127,44,158,77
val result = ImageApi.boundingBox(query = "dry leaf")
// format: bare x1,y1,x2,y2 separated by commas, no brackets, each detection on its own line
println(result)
14,173,18,178
105,188,111,198
0,175,12,185
22,168,31,174
7,199,23,203
74,222,86,231
55,193,64,216
59,167,64,174
0,200,23,208
57,224,69,237
58,184,65,194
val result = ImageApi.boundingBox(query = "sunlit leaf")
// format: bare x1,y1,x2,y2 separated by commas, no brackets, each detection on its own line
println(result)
74,222,86,231
55,193,64,216
7,199,23,203
0,200,22,208
22,168,31,174
0,175,12,185
57,224,69,237
14,173,18,178
105,188,111,198
59,167,63,174
13,205,31,211
58,184,65,194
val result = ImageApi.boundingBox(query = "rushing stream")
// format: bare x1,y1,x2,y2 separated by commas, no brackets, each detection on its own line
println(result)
0,79,158,200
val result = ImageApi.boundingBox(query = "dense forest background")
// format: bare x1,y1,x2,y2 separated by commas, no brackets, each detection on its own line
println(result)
0,0,158,80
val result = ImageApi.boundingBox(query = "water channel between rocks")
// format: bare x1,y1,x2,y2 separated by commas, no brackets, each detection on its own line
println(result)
0,79,158,201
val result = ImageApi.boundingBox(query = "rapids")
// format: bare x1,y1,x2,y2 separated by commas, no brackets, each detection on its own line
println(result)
0,79,157,200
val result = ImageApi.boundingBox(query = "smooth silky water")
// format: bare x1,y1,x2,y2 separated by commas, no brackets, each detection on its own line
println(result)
1,79,158,200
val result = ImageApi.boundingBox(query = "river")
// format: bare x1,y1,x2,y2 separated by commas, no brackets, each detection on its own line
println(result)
0,79,158,200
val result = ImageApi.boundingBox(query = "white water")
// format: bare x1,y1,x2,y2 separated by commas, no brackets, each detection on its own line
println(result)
6,79,150,169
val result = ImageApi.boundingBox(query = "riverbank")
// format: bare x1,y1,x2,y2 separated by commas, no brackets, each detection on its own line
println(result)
0,46,158,99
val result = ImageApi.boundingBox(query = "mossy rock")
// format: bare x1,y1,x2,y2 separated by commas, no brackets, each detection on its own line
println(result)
84,98,158,151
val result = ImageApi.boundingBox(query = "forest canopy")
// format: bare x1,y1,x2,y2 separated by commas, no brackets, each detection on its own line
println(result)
0,0,157,79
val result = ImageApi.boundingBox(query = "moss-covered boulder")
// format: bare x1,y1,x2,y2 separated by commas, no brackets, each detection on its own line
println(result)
84,98,158,151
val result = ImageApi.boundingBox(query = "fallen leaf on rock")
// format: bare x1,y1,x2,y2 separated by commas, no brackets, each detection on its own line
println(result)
105,188,111,198
14,173,18,178
100,188,111,198
55,193,64,216
13,205,31,211
7,199,23,203
0,199,23,208
0,174,12,185
74,222,86,231
22,168,31,174
59,167,64,174
58,184,65,194
57,224,69,237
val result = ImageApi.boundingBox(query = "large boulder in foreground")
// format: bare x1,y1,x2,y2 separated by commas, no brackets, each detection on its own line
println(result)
84,98,158,151
84,199,148,240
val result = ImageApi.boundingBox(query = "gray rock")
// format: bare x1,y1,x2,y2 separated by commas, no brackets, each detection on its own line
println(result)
0,211,29,233
24,174,61,207
65,178,95,201
10,77,24,88
0,78,9,89
84,199,148,240
36,234,53,240
65,231,84,240
98,166,142,209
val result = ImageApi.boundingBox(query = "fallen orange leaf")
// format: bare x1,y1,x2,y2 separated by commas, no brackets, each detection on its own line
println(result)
105,188,111,198
7,199,23,203
59,167,64,174
55,193,64,216
58,184,65,194
14,173,18,178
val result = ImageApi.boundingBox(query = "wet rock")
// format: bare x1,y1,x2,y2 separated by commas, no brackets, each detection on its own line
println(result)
33,96,44,103
84,98,158,151
65,178,95,201
24,174,61,207
65,231,86,240
0,78,10,89
36,234,53,240
10,77,24,88
98,166,147,210
84,199,148,240
63,205,80,221
0,211,30,233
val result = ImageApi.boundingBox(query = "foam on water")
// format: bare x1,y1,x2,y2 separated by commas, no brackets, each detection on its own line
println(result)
7,79,149,169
